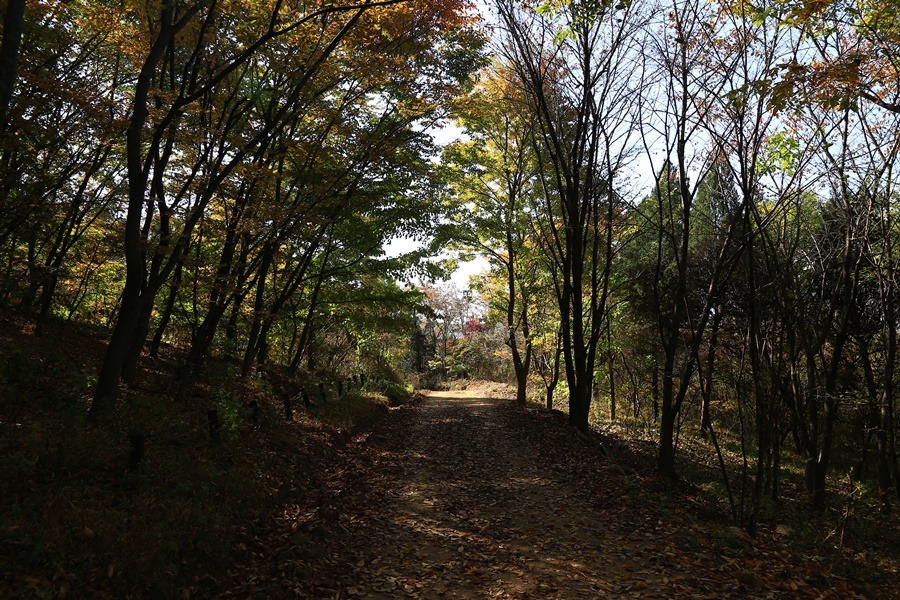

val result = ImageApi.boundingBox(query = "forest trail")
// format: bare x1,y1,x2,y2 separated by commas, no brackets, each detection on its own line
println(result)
225,388,867,599
337,389,660,599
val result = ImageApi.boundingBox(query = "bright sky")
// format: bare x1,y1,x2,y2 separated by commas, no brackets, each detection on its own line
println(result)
382,232,489,290
382,2,494,291
452,255,490,287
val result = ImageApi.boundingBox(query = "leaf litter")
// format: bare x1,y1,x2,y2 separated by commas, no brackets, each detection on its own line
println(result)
222,390,873,599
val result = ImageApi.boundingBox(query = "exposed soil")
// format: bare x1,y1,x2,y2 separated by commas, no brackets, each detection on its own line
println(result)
224,389,873,599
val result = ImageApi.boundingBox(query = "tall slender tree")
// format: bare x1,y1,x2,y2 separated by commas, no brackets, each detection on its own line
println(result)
496,0,643,431
444,62,536,404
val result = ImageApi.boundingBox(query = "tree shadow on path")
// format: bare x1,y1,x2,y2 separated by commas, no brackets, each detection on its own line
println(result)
226,390,871,599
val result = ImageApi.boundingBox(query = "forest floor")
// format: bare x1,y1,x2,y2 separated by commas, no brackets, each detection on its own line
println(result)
1,311,896,599
223,385,885,599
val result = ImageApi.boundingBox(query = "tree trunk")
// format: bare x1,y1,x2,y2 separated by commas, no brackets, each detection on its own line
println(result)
658,401,676,479
543,339,562,411
745,235,769,535
255,320,273,372
699,310,721,436
652,365,659,422
568,376,592,432
224,294,242,343
878,271,897,509
0,0,25,130
90,278,145,421
20,229,38,311
176,303,228,400
121,292,156,384
608,352,616,422
34,270,59,337
288,260,327,374
149,260,182,359
241,244,274,377
658,344,678,480
90,2,174,422
514,358,528,405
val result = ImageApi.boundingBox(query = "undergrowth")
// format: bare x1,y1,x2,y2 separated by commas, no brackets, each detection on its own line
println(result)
0,312,407,599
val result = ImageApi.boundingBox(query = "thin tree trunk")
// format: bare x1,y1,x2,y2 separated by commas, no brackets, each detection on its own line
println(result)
241,244,274,377
149,260,183,358
175,303,229,400
0,0,26,131
608,351,616,422
543,333,562,411
288,287,322,374
699,310,722,436
746,227,768,536
34,271,59,337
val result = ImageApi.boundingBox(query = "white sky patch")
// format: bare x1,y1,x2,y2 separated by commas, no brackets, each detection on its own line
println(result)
451,255,489,288
383,235,418,258
429,121,468,147
384,236,489,290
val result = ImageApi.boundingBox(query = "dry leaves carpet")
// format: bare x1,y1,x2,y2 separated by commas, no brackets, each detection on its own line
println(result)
224,389,871,599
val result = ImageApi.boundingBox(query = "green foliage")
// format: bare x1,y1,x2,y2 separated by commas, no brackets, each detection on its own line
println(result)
1,0,900,594
447,324,511,382
211,388,244,441
759,132,801,176
536,0,632,42
381,381,414,406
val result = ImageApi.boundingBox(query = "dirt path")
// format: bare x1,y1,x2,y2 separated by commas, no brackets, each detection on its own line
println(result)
345,390,679,599
227,390,867,599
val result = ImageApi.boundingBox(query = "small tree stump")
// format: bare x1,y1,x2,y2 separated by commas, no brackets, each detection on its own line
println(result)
208,410,221,442
283,394,293,420
128,432,145,471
